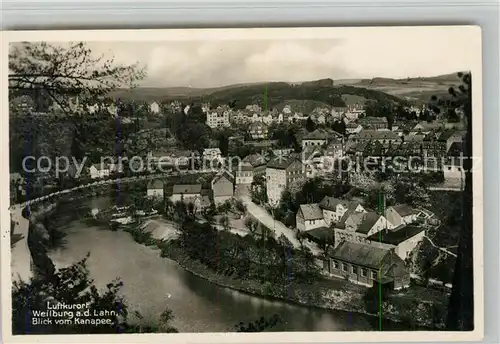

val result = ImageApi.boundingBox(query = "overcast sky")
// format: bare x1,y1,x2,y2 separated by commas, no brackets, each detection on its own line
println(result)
47,28,478,88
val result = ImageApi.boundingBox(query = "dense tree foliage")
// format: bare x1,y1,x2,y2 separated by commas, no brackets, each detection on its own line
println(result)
269,124,301,152
9,42,145,108
166,110,210,151
330,120,346,136
164,215,320,287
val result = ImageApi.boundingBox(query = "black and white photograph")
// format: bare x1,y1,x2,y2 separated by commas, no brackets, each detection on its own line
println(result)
1,27,483,342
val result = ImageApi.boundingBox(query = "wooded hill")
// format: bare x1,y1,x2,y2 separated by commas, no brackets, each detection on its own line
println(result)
110,79,405,109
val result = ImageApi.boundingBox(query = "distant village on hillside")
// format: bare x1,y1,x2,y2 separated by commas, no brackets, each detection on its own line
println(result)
10,79,467,294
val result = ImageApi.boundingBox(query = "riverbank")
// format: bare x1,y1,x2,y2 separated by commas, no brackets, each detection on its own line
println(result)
16,190,447,330
151,238,445,330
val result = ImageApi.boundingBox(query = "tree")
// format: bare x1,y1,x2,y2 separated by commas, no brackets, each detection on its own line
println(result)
167,109,210,151
186,202,195,218
219,215,230,231
445,108,460,123
244,217,258,236
305,116,316,132
173,200,188,223
446,72,473,331
331,120,346,136
250,175,267,205
386,111,394,130
9,42,145,169
158,309,179,333
217,200,232,215
216,130,231,156
364,99,396,129
259,224,275,242
202,203,217,223
234,199,246,214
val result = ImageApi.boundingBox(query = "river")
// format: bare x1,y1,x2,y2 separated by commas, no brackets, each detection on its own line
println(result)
46,196,390,333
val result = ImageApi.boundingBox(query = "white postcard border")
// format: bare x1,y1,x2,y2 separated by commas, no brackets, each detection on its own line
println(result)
0,26,484,343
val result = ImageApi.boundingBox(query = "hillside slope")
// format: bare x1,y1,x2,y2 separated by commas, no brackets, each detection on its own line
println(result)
109,79,404,108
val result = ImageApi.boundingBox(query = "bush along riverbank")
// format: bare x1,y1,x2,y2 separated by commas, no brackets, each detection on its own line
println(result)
125,217,447,330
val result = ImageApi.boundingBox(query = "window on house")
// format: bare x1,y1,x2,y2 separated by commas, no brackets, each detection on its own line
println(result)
333,260,340,269
361,268,367,277
352,266,357,274
371,270,377,279
342,263,348,272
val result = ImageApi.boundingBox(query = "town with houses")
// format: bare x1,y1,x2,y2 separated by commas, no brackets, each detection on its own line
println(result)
10,90,465,291
7,40,472,334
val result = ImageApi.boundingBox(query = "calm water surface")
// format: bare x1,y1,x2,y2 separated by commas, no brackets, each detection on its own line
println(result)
48,196,393,332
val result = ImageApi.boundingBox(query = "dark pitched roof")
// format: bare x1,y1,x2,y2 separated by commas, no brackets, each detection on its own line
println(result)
303,128,343,140
172,184,202,194
336,209,361,228
302,146,324,160
390,204,416,218
356,212,382,234
351,130,400,141
299,204,324,220
266,157,301,170
336,209,370,230
413,121,444,131
329,241,391,269
319,196,348,211
438,130,465,142
403,135,425,143
303,129,330,140
367,225,426,245
237,162,254,172
359,116,388,124
243,153,266,166
212,170,235,184
147,179,164,190
305,227,334,243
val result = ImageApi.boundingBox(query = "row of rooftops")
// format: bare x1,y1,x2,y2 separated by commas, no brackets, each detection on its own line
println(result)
347,138,464,157
300,196,423,240
301,128,344,141
147,169,235,192
326,222,427,270
328,241,392,270
146,179,202,193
